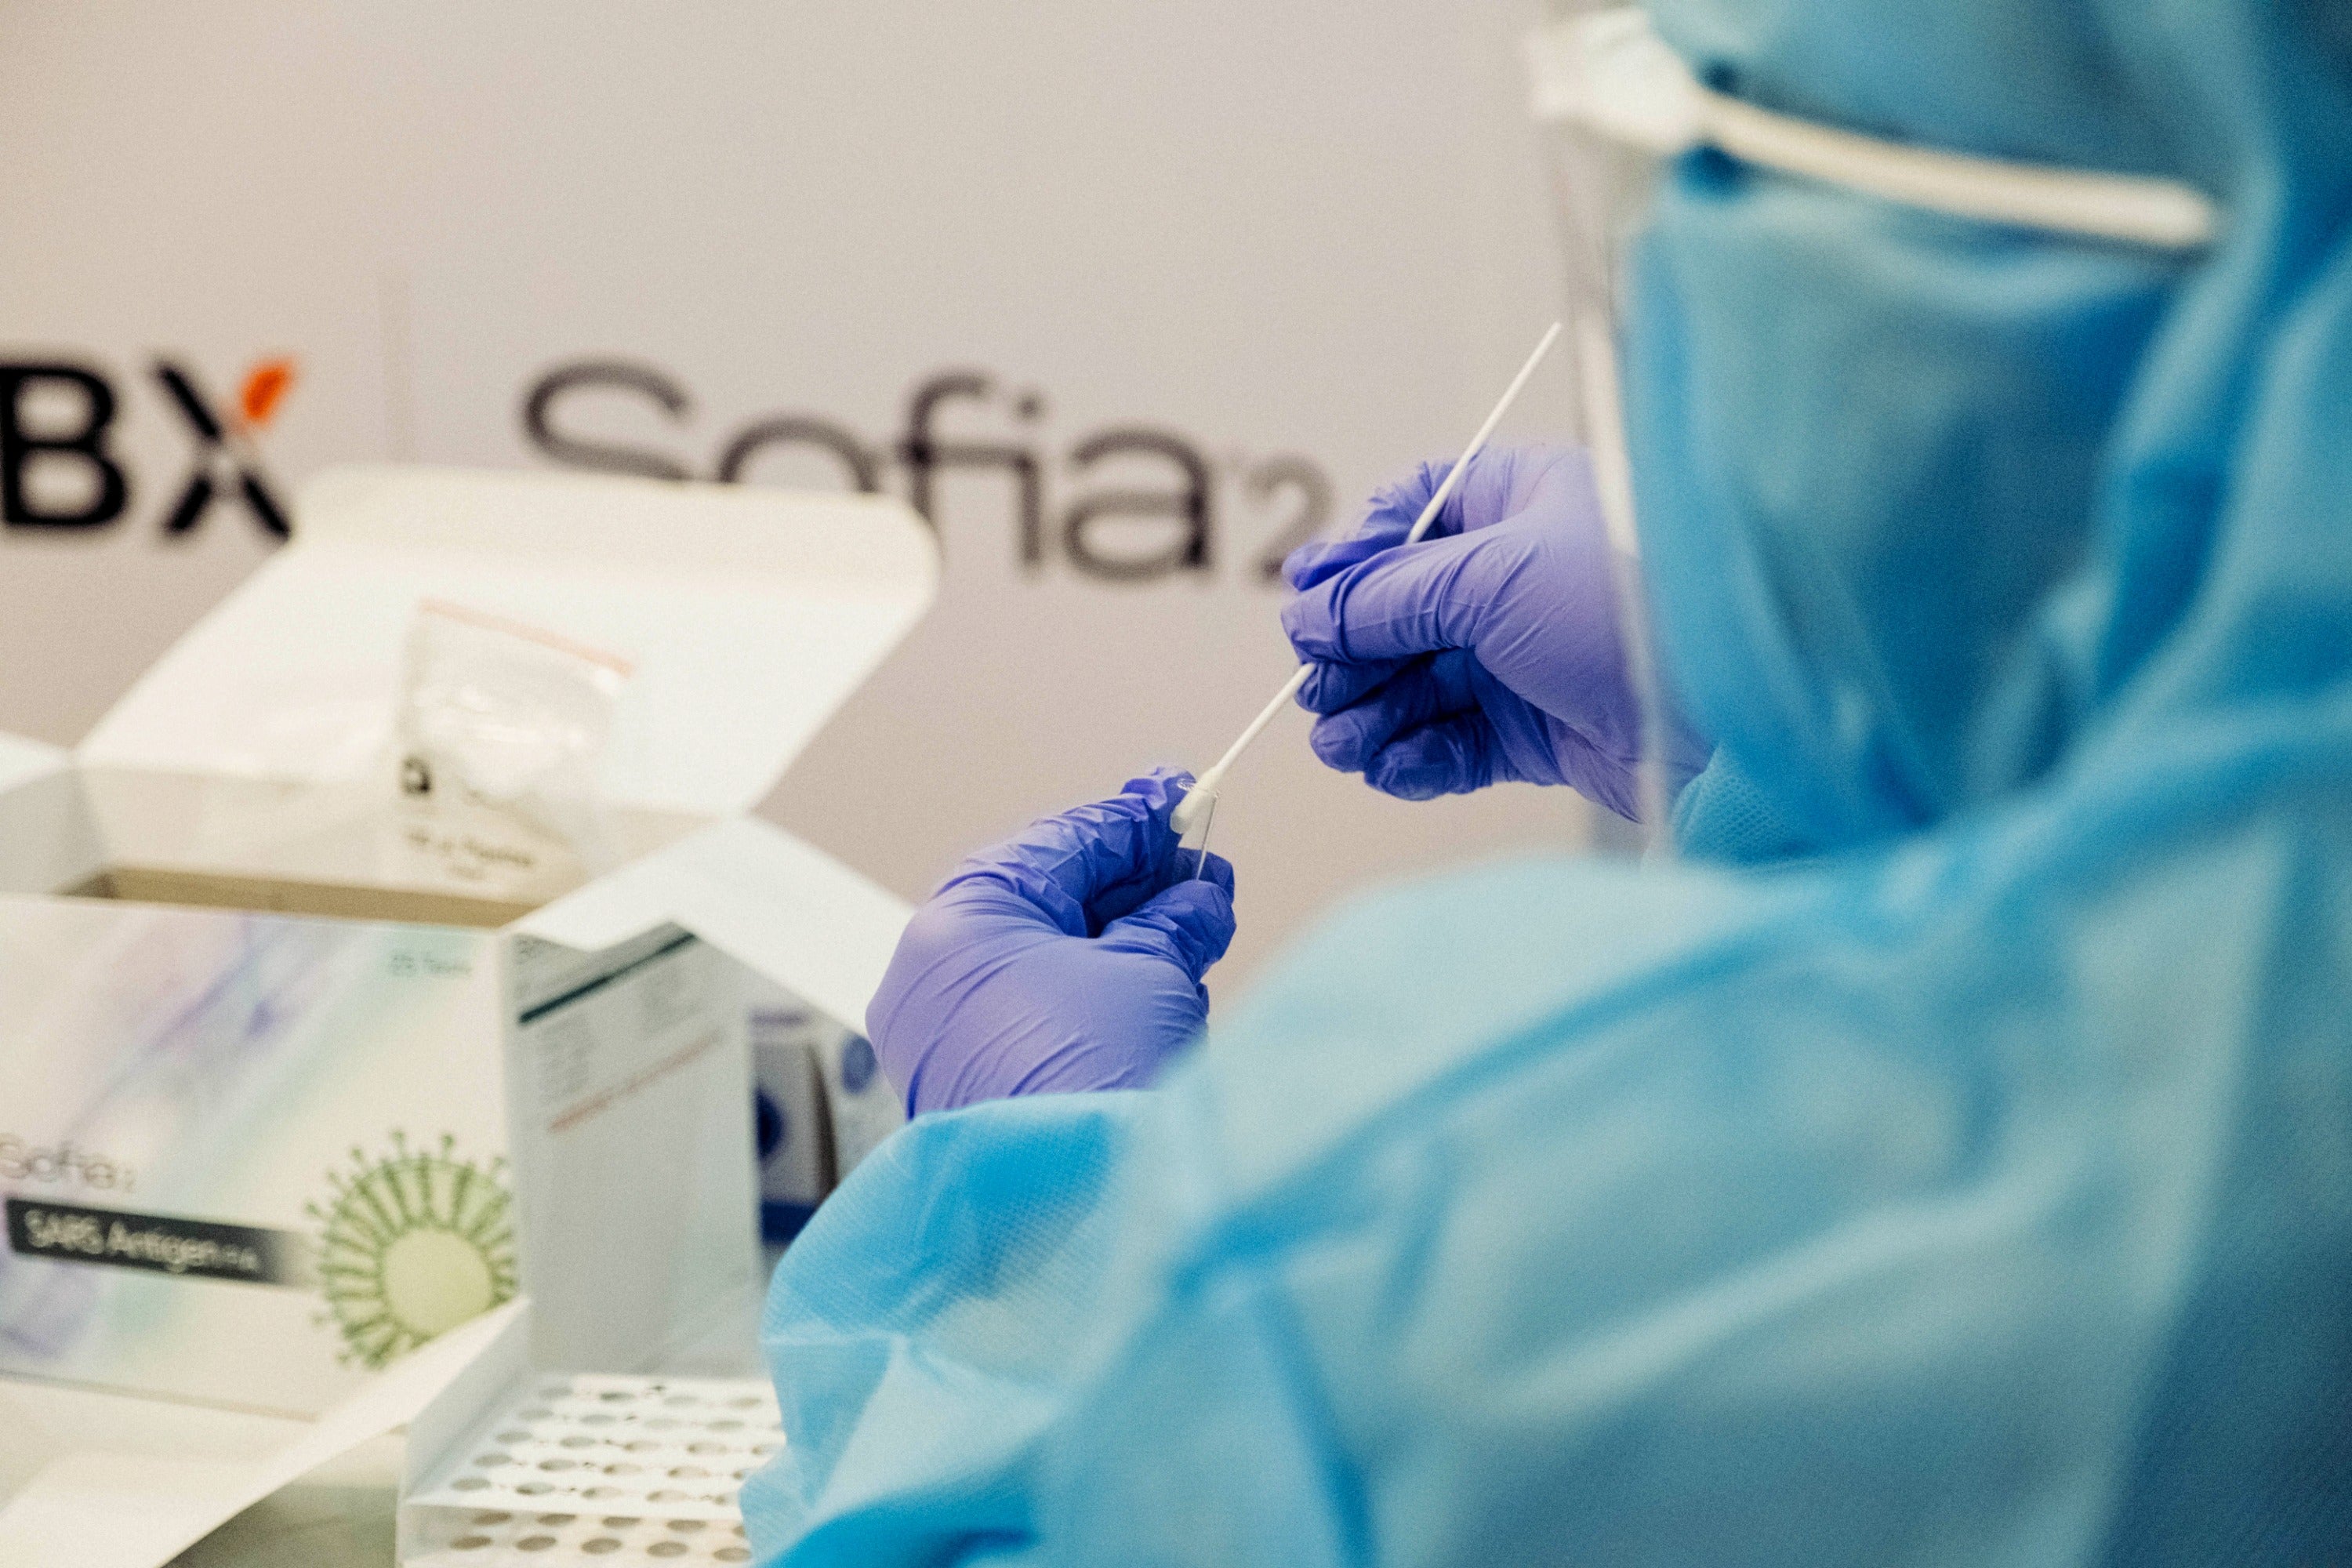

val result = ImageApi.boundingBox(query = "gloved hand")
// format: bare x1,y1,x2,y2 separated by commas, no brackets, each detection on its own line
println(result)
869,769,1236,1116
1280,444,1708,821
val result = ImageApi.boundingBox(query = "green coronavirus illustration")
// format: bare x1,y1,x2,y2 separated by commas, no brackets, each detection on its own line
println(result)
309,1132,517,1369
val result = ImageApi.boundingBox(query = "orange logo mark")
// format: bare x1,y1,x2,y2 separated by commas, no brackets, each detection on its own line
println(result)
239,358,297,430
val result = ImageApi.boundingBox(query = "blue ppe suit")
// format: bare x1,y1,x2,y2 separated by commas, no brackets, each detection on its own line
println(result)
744,0,2352,1560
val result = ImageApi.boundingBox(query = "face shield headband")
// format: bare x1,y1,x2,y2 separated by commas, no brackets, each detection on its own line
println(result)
1523,7,2219,855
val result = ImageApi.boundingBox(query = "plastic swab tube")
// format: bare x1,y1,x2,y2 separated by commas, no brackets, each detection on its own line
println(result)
1174,320,1564,862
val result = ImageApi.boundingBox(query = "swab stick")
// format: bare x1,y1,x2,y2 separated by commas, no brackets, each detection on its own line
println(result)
1173,320,1564,858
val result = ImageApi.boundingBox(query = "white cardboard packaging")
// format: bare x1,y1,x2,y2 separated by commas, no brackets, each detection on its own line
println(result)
0,466,931,1434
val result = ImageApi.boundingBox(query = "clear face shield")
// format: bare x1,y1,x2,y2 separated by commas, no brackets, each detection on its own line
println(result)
1523,6,2218,855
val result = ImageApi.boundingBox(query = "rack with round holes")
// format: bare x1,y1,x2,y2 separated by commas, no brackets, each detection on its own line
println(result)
412,1508,757,1563
406,1374,784,1561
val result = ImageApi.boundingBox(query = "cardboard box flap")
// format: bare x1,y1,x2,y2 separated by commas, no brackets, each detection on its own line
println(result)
0,1301,528,1568
78,466,938,819
0,731,66,796
516,816,910,1033
0,731,100,895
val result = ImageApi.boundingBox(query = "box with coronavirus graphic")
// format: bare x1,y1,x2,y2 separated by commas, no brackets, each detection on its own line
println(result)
0,465,932,1423
0,896,515,1405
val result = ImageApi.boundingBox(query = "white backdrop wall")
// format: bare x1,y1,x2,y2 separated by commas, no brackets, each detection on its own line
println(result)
0,0,1587,990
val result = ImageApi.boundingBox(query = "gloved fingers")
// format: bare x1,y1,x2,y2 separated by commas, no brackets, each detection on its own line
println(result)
1282,459,1457,591
1283,448,1584,592
1362,456,1465,539
1169,848,1237,898
1095,879,1237,981
1361,713,1501,800
1305,652,1479,775
1094,840,1234,924
1294,652,1408,717
863,899,1055,1106
941,768,1192,937
1282,531,1403,594
1281,524,1500,668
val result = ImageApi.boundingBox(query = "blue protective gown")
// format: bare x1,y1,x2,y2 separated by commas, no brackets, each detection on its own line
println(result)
745,1,2352,1560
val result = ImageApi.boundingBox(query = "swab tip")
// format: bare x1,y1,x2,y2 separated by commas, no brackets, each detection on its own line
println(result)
1171,778,1221,837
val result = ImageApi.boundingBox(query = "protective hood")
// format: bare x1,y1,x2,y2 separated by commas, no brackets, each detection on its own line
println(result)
1630,0,2352,859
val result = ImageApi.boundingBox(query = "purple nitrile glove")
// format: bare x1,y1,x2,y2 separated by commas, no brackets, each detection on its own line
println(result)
868,768,1237,1116
1280,444,1710,822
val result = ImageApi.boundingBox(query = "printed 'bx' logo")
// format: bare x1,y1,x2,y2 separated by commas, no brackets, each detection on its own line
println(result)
0,358,296,537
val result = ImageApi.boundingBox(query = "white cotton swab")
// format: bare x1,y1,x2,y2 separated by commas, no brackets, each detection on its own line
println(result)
1173,320,1564,865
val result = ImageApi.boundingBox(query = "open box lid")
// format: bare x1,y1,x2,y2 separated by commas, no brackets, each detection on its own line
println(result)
0,732,65,797
78,466,938,820
0,732,100,895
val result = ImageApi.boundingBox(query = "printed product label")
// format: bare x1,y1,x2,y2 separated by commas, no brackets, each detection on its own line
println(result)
5,1196,308,1287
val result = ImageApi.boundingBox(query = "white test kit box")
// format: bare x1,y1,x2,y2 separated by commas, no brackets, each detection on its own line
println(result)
0,466,931,1427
